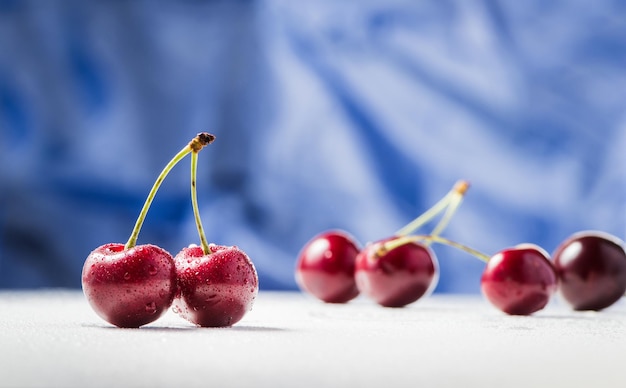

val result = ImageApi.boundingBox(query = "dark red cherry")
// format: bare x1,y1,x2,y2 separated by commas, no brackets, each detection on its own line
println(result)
552,231,626,311
295,230,361,303
480,244,557,315
354,237,438,308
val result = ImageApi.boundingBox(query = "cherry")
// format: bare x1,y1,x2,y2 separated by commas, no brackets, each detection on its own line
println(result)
295,230,361,303
552,231,626,311
294,180,469,305
173,244,258,327
354,237,438,307
82,243,176,328
408,235,557,315
82,133,215,328
351,181,469,307
173,144,259,327
480,244,557,315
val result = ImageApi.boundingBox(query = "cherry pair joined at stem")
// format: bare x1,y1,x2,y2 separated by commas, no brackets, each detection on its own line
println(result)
82,133,258,328
295,180,470,307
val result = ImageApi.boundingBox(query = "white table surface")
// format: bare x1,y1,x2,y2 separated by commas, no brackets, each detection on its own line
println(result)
1,290,625,388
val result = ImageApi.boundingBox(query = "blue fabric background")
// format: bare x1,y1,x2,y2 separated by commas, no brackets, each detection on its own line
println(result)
1,0,625,292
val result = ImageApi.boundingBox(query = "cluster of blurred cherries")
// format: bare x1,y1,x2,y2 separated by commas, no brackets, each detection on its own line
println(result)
295,180,626,315
81,134,259,328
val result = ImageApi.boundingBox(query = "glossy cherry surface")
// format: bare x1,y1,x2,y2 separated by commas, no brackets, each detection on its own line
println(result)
82,243,177,328
480,244,557,315
552,231,626,311
173,244,258,327
295,230,361,303
354,237,438,308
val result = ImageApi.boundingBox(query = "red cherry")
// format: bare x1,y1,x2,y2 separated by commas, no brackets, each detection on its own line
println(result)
355,237,439,308
82,243,177,328
480,244,557,315
173,244,259,327
552,231,626,311
295,230,361,303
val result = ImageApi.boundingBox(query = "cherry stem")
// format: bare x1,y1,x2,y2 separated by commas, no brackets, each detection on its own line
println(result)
395,180,470,237
124,133,216,250
378,234,491,263
190,150,211,255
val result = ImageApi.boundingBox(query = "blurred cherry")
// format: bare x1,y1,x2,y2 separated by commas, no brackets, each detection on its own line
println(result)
480,244,557,315
355,237,438,307
552,231,626,311
295,230,361,303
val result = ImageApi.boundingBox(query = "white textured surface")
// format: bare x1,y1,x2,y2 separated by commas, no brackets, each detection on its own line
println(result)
1,290,626,388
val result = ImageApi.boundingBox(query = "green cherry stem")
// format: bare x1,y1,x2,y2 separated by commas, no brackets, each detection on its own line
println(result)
377,234,491,263
395,180,470,237
124,132,216,250
190,149,211,255
429,182,468,238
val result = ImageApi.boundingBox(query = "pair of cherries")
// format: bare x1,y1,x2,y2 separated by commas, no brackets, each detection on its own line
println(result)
82,134,259,328
296,181,469,308
482,231,626,315
295,181,626,315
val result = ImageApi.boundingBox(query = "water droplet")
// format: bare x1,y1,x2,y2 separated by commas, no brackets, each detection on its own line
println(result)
148,265,158,276
172,305,181,314
123,272,131,280
145,302,157,314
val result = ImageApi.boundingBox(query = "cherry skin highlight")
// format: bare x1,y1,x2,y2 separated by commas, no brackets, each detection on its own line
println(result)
173,244,259,327
295,230,361,303
82,243,177,328
480,244,557,315
354,237,439,308
552,231,626,311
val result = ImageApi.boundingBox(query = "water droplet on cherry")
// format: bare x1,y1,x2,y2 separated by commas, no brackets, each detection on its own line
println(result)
145,302,157,314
